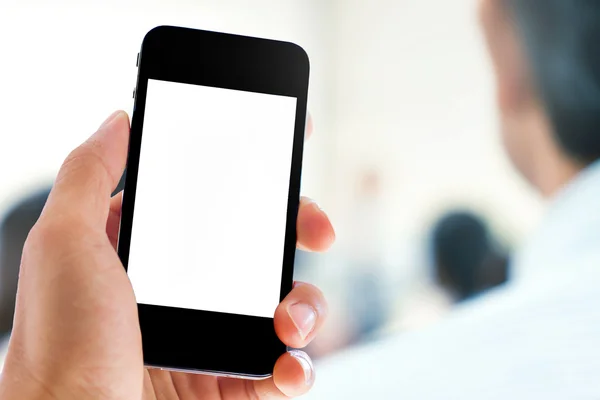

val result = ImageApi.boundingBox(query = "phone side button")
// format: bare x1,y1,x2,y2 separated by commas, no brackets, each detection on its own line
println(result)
136,52,139,67
133,88,136,99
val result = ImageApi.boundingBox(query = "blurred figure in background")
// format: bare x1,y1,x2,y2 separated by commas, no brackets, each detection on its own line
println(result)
307,1,600,398
0,187,50,367
431,210,509,301
393,210,509,332
344,169,391,344
293,248,322,280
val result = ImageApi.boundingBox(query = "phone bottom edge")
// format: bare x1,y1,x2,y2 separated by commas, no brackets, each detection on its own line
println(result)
145,363,273,381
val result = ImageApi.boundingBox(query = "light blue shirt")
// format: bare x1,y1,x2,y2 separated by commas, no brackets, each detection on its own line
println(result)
305,161,600,400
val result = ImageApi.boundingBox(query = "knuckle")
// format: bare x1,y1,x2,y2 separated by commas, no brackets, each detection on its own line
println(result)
56,143,114,189
26,220,63,252
25,221,52,249
26,218,88,255
59,148,90,180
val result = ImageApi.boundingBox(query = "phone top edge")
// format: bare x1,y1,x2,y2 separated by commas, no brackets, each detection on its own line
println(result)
140,24,309,65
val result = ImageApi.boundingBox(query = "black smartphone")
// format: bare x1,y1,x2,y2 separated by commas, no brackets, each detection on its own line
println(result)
117,25,309,379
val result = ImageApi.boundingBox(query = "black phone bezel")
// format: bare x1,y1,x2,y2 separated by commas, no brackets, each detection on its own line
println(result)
116,25,309,378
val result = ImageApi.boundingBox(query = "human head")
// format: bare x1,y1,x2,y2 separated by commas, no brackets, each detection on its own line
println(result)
479,0,600,197
0,188,50,334
431,211,490,301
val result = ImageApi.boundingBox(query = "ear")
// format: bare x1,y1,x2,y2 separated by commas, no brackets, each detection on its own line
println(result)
479,0,531,113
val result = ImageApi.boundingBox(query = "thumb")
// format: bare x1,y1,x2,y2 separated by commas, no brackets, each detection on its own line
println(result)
42,111,130,229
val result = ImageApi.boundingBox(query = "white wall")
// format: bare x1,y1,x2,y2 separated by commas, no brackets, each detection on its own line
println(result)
323,0,544,282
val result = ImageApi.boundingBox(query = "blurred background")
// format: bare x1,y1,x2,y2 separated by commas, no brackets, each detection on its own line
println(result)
1,0,545,372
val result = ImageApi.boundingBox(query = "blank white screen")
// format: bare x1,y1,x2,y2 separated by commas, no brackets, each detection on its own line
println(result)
127,79,297,318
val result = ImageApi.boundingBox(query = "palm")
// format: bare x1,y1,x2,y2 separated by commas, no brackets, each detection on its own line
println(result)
142,369,267,399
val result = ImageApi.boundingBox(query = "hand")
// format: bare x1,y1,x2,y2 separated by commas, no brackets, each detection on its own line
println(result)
0,111,335,400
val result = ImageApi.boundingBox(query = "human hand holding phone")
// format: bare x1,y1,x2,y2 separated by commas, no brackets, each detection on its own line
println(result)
0,111,334,400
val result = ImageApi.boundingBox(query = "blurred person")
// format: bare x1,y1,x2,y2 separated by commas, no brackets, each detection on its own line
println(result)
390,210,509,332
0,187,51,367
432,211,484,301
293,249,314,278
306,1,600,398
292,250,345,361
0,111,336,400
476,241,510,293
344,169,391,343
431,210,509,301
304,170,388,361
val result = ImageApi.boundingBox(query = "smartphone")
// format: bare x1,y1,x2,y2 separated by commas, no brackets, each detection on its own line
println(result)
116,25,309,379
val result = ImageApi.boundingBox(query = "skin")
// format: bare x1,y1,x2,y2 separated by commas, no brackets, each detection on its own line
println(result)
478,0,583,196
0,110,335,400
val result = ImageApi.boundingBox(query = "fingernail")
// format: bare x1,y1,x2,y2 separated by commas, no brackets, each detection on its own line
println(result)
98,111,124,131
287,303,316,341
289,350,315,386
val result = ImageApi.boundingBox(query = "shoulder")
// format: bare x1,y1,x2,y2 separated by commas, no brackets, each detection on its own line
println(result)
307,281,600,399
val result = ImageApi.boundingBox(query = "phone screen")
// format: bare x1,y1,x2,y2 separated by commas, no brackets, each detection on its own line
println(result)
126,79,297,319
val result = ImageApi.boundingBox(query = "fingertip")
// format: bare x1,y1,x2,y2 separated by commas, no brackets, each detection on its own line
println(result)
274,282,328,348
98,110,128,131
305,112,314,140
297,198,335,252
273,351,315,397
